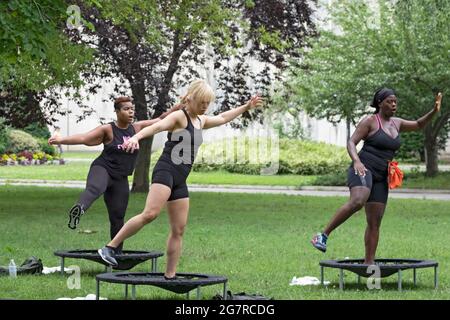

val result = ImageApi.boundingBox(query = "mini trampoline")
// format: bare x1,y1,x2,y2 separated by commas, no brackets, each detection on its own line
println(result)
95,272,228,300
319,258,438,291
54,250,164,275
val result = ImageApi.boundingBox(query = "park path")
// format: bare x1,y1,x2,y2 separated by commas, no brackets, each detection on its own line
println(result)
1,178,449,201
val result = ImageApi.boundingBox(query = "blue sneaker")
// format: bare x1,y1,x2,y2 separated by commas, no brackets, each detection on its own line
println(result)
98,246,118,267
311,233,327,252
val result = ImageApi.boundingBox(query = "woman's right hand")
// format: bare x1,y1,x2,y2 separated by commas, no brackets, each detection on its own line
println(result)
353,160,368,176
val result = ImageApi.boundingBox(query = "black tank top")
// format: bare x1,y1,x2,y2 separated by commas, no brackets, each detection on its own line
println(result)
358,114,401,181
92,122,139,178
156,108,203,177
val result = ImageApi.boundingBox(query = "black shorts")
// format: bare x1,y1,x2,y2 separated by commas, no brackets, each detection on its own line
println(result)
346,166,389,204
151,164,189,202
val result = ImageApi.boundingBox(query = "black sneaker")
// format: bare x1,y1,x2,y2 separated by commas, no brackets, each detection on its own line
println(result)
68,204,85,230
164,275,177,280
98,246,118,267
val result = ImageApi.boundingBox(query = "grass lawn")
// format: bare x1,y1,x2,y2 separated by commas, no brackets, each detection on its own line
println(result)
1,161,450,189
1,186,450,300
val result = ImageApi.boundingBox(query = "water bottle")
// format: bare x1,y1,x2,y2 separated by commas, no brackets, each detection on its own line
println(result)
8,259,17,278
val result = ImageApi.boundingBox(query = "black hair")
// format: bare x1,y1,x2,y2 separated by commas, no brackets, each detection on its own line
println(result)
370,88,395,114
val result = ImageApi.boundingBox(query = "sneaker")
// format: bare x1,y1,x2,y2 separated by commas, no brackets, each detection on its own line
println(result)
98,246,118,267
164,275,177,281
68,204,85,230
311,233,328,253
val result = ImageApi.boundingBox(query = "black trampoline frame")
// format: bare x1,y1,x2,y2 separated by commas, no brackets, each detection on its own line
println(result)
54,250,164,275
319,258,438,291
95,272,228,300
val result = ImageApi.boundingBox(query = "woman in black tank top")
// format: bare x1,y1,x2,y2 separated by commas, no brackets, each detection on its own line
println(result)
311,89,442,264
98,80,264,279
48,97,180,251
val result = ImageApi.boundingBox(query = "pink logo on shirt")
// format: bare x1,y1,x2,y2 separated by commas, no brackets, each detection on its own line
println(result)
118,136,131,151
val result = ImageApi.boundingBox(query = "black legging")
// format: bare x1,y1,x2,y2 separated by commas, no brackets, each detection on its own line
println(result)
78,165,129,251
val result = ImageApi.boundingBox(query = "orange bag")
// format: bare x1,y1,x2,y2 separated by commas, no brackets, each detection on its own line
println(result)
388,161,404,189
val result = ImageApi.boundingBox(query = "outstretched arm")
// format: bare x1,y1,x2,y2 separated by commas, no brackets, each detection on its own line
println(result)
134,103,184,131
398,92,442,132
202,96,264,129
123,111,182,153
48,125,107,146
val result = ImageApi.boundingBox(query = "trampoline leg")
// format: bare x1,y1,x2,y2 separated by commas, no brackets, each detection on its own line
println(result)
96,280,100,300
223,282,227,301
60,257,65,276
320,266,324,285
152,258,157,273
413,269,417,287
186,291,190,300
398,270,402,291
125,284,128,300
107,266,112,273
357,275,361,285
196,286,201,300
339,269,344,290
434,266,438,289
132,285,136,300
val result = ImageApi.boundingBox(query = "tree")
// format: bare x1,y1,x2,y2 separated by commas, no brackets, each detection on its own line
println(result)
71,0,316,191
0,0,95,127
68,0,245,191
282,0,449,176
213,0,316,127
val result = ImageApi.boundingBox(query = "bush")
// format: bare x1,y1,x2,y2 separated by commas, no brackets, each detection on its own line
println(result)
0,117,10,154
187,137,349,175
23,122,51,139
37,138,56,156
7,129,40,153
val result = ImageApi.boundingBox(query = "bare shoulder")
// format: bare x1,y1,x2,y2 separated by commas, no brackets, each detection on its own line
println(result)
199,115,208,127
358,114,376,128
391,116,403,126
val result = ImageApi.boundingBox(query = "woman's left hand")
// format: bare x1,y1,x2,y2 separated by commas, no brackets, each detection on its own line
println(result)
434,92,442,113
246,95,264,110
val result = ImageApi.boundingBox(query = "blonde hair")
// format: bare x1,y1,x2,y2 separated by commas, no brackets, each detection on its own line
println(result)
181,79,215,105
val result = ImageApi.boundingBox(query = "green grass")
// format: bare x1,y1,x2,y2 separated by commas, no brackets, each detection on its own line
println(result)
1,186,450,300
1,161,450,189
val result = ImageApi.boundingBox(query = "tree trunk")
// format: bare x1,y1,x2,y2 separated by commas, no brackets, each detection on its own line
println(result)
346,116,351,141
130,80,153,193
424,126,439,177
132,136,154,192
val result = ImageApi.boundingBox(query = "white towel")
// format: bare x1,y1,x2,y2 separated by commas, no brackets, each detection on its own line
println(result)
289,276,330,286
42,266,74,274
57,294,107,300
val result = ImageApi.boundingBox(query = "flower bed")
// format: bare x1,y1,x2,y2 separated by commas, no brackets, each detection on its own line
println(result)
0,151,65,166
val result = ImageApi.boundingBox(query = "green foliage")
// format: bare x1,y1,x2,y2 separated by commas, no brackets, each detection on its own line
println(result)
190,138,349,175
396,131,425,161
281,0,449,152
7,130,40,153
277,139,348,175
37,138,56,156
22,122,50,139
0,117,10,154
0,0,94,93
